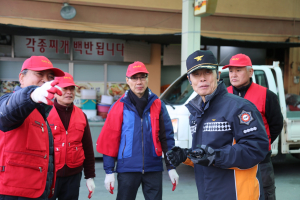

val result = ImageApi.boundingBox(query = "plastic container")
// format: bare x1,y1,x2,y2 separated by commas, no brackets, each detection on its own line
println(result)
97,104,111,112
81,99,97,109
101,95,113,105
82,109,97,119
81,89,97,99
97,111,108,119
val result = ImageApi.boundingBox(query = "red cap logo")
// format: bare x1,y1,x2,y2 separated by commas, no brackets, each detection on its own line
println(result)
55,72,78,88
21,56,65,77
126,61,149,77
222,54,252,69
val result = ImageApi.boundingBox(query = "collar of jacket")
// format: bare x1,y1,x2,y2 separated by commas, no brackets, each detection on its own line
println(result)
54,99,74,113
232,78,253,97
187,81,227,116
120,88,158,115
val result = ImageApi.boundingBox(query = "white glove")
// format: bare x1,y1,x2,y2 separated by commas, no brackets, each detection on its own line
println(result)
86,178,95,199
104,173,115,194
30,80,62,105
168,169,179,191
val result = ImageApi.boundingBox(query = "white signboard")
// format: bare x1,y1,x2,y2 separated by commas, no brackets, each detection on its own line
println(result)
194,0,207,16
194,0,218,17
14,36,70,59
73,38,124,61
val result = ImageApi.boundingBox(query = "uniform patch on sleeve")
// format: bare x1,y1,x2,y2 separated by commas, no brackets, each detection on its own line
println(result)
238,110,254,125
243,127,257,134
190,125,197,135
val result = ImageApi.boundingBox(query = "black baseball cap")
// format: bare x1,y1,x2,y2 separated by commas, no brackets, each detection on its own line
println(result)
186,50,218,75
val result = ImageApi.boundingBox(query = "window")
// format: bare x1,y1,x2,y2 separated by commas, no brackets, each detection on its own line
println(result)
220,72,231,87
74,64,104,82
160,75,193,105
254,70,268,88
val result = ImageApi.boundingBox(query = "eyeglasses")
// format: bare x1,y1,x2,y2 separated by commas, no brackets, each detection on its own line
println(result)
127,75,148,82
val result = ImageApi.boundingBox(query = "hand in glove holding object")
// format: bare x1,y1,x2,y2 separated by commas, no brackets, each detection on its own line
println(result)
166,146,191,167
86,178,95,199
168,169,179,191
104,173,115,194
188,145,216,166
30,80,62,105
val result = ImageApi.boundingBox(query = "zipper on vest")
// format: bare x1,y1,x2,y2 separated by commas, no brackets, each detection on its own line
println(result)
8,161,43,173
65,131,68,164
122,135,126,163
5,150,46,159
141,118,144,174
32,122,44,133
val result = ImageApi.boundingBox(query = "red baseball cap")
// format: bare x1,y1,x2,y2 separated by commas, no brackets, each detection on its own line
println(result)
126,61,149,77
222,54,252,69
54,72,78,88
21,56,65,77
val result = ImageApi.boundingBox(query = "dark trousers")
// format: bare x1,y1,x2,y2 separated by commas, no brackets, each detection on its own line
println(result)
49,172,82,200
117,172,162,200
260,156,276,200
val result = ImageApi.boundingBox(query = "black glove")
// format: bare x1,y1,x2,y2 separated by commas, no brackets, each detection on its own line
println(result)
188,145,216,166
166,146,191,167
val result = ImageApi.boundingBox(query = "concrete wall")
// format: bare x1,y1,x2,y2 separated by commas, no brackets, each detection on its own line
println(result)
146,44,161,96
1,0,300,40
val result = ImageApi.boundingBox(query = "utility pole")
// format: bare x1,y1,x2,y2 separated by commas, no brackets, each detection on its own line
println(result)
181,0,201,75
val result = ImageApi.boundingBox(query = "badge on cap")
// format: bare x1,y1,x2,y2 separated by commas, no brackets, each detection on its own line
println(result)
238,110,254,125
194,55,204,61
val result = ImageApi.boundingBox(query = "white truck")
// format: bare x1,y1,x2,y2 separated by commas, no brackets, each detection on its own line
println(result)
160,61,300,159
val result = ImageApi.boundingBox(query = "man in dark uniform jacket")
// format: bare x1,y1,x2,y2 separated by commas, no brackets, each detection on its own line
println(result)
166,50,269,200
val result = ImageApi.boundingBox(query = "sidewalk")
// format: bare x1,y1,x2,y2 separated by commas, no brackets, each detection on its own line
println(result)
79,159,198,200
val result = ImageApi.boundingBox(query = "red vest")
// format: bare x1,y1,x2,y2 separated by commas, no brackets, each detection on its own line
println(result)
228,83,271,150
96,97,162,157
47,105,86,171
0,109,56,198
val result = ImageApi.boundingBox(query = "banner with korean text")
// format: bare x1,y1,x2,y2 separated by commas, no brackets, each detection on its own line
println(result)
72,38,124,61
14,36,70,59
14,36,125,62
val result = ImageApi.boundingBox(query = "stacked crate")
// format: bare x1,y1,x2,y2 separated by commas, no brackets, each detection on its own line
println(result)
81,89,97,119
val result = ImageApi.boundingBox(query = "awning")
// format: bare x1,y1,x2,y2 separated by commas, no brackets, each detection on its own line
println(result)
1,23,300,48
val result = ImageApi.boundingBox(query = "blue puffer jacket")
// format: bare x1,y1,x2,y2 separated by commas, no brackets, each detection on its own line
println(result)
103,89,175,174
0,86,54,200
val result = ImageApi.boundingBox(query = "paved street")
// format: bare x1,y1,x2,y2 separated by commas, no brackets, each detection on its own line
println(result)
79,155,300,200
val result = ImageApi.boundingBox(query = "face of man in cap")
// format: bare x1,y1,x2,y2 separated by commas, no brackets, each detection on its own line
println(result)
19,69,55,88
55,86,76,106
189,69,220,101
229,66,253,88
126,73,149,98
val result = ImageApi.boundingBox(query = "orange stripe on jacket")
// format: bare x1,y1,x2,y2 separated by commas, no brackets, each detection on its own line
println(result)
231,138,260,200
